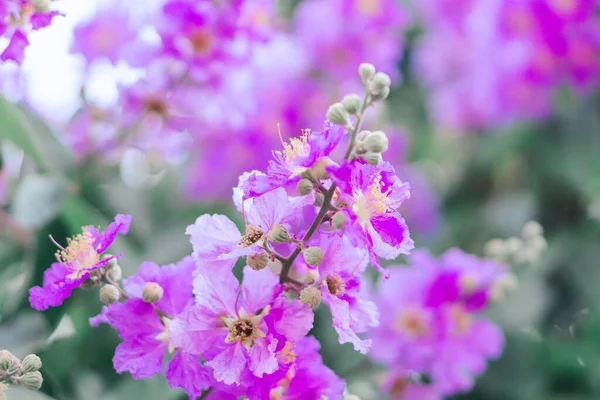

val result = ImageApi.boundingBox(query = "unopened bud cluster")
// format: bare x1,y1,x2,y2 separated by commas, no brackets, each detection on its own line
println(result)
0,350,43,393
484,221,547,265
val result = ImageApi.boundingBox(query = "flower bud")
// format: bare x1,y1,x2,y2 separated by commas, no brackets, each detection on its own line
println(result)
296,179,314,195
359,63,376,83
363,152,382,166
20,371,43,390
99,284,121,305
342,94,362,114
30,0,51,13
81,277,98,290
300,286,322,308
142,282,164,303
326,103,349,126
314,192,325,207
370,86,390,102
370,72,391,96
0,350,17,372
522,221,543,239
106,264,123,282
356,130,370,142
20,355,42,374
303,247,324,266
248,253,269,271
363,131,389,153
102,254,119,269
268,224,291,244
332,212,347,230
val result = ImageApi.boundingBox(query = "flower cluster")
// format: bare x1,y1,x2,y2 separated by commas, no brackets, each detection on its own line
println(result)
369,249,516,399
0,350,44,395
0,0,61,64
416,0,600,131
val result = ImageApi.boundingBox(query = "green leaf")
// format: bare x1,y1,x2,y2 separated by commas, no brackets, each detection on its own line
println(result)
0,98,46,169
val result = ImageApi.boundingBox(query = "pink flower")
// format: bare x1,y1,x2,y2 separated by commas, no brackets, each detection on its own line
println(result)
312,234,378,353
72,9,137,64
100,257,212,399
328,160,414,271
0,0,61,64
29,214,132,311
170,266,314,385
369,249,508,398
186,188,314,268
241,121,347,200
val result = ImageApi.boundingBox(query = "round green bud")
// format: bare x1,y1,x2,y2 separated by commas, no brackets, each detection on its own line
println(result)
370,86,390,102
20,371,43,391
342,94,362,114
358,63,376,83
21,355,42,374
332,212,347,230
314,192,325,207
326,103,349,126
370,72,391,96
102,254,119,269
299,286,322,308
363,131,389,153
522,221,543,240
296,179,314,196
247,253,270,271
99,284,121,305
81,277,98,290
106,264,123,282
363,152,383,166
142,282,164,304
356,130,370,142
303,247,324,267
0,350,17,372
268,224,291,244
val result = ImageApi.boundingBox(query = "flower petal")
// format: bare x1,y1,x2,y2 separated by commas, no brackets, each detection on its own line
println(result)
165,351,212,398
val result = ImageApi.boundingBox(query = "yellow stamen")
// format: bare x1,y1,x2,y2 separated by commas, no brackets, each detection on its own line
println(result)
53,229,100,280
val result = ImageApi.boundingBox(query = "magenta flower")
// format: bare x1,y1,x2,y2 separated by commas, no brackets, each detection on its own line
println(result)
100,257,211,399
29,214,132,311
369,249,508,399
312,234,378,354
241,121,347,200
72,9,137,65
186,187,314,268
170,266,314,386
0,0,61,64
328,160,414,270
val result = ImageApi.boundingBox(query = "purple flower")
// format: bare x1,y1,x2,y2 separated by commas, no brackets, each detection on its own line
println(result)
29,214,132,311
328,160,414,271
101,257,212,399
72,9,137,64
186,187,314,268
0,1,62,64
369,249,508,398
241,121,347,200
170,266,314,385
312,234,378,353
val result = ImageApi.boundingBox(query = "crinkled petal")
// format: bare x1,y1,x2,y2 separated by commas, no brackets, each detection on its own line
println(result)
369,213,413,259
206,343,247,385
105,299,163,340
272,298,314,342
324,292,371,354
249,337,278,378
96,214,132,254
247,188,314,231
241,267,280,313
170,305,226,356
186,214,241,266
165,351,212,398
113,338,166,379
28,263,85,311
1,30,28,64
193,267,239,316
89,306,110,327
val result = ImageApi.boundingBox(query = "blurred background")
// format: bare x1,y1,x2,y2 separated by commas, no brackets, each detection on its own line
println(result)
1,0,600,399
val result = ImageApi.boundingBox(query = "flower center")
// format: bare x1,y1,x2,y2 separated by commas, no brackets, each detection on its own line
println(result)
274,130,311,165
53,229,100,280
239,224,264,247
352,174,391,225
326,274,346,297
357,0,381,16
390,377,410,396
395,307,429,337
188,28,214,54
155,317,176,354
222,306,270,350
144,96,168,118
449,304,472,335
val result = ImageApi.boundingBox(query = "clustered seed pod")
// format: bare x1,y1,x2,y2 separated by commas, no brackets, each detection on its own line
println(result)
20,355,42,374
0,350,44,393
142,282,164,303
20,371,43,390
